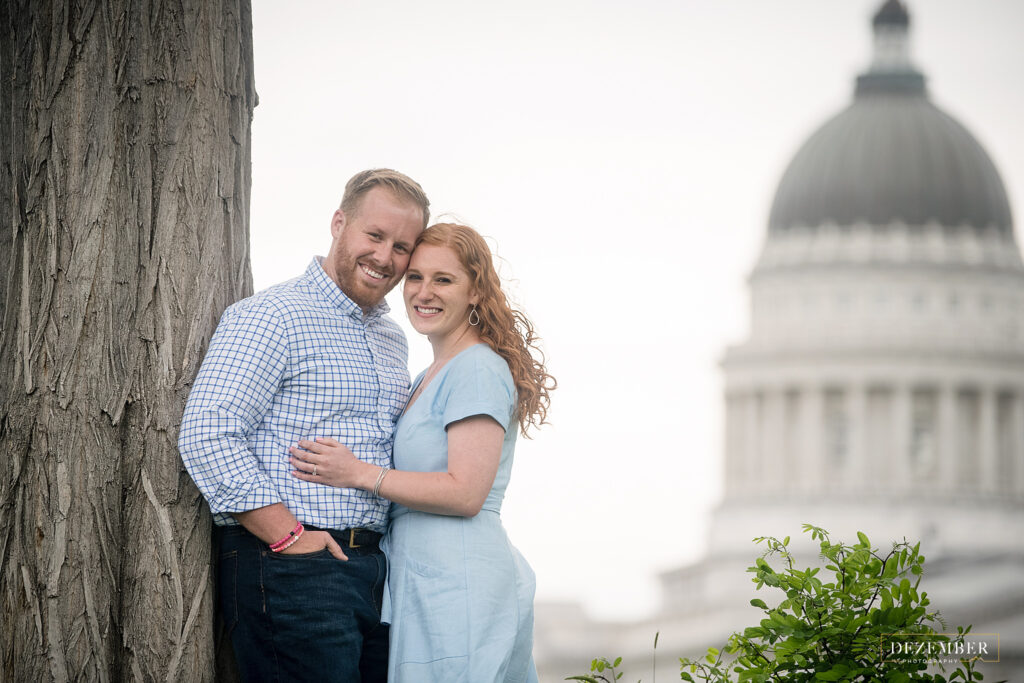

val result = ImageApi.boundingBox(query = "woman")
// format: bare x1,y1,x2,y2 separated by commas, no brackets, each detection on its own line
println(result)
290,223,555,682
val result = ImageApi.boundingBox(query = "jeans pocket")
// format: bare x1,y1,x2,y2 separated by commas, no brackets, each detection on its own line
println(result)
266,548,335,561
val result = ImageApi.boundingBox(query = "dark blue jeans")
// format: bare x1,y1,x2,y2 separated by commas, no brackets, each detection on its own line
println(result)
216,525,388,683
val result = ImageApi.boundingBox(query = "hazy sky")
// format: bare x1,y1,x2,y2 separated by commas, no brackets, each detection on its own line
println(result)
248,0,1024,619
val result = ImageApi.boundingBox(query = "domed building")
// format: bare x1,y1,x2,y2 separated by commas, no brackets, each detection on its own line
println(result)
712,0,1024,561
535,1,1024,679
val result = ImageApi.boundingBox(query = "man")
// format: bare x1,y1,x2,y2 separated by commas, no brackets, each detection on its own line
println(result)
178,169,429,682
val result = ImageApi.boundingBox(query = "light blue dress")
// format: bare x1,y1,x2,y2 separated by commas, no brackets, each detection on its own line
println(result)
382,344,538,683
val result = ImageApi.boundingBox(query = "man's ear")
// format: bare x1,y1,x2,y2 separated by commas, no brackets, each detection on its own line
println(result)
330,209,347,239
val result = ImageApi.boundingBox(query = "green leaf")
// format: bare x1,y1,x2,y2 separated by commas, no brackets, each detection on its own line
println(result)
750,598,768,610
613,656,622,668
857,531,870,547
680,674,694,682
883,559,898,579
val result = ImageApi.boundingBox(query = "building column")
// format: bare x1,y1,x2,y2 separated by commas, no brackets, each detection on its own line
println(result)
849,383,868,491
979,385,998,494
799,384,822,495
781,389,800,494
744,389,761,496
891,383,912,491
763,387,785,491
1014,390,1024,497
723,392,742,499
938,382,958,494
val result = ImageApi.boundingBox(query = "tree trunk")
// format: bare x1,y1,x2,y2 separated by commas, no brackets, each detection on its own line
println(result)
1,1,255,680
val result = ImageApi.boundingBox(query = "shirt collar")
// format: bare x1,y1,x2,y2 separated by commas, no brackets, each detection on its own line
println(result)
307,257,390,320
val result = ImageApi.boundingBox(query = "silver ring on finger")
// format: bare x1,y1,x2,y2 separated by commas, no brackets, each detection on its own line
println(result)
312,464,318,476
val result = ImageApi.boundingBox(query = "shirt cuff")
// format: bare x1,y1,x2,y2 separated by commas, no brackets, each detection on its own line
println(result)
206,472,282,514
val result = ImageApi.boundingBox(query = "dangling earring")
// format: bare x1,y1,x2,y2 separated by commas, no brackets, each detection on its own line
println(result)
468,305,480,326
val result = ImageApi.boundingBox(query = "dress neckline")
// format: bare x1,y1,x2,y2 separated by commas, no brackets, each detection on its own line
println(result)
401,343,488,417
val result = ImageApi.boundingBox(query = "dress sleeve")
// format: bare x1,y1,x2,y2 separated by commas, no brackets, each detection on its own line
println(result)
439,351,515,432
177,300,287,514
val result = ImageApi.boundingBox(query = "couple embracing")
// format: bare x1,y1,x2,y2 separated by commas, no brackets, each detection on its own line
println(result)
178,169,554,682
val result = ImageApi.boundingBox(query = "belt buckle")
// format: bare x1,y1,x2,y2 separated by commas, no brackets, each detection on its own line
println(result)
348,528,361,549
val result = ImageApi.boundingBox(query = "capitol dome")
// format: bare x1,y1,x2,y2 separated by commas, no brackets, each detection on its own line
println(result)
768,0,1014,236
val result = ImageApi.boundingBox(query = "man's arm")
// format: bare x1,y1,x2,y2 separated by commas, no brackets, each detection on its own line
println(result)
235,504,346,559
177,301,344,558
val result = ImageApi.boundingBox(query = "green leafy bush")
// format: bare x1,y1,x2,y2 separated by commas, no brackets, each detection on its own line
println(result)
567,655,625,683
570,525,1002,683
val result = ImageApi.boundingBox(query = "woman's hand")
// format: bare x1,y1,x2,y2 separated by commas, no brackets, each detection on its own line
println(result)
290,437,376,490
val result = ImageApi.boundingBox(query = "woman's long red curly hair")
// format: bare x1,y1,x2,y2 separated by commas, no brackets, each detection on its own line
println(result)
414,223,555,436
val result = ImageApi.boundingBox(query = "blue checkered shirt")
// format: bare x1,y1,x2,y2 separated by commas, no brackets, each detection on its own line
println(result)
178,258,410,532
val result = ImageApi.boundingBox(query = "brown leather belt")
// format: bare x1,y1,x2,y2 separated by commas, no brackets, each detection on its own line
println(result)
306,526,383,549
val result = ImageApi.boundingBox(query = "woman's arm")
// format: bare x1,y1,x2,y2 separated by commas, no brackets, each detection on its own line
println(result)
290,415,503,517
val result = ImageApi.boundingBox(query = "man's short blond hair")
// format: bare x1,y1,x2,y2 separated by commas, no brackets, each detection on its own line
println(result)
340,169,430,229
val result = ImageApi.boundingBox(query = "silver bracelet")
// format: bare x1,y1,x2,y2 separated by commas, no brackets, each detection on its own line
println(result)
372,466,391,497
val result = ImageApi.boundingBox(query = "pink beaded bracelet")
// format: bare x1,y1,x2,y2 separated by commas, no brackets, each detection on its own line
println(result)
273,528,304,553
269,523,304,552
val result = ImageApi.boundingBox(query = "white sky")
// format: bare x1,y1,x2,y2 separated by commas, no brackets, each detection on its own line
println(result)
248,0,1024,620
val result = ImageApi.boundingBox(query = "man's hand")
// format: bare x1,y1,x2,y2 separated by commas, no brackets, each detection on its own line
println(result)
279,529,348,561
234,504,348,561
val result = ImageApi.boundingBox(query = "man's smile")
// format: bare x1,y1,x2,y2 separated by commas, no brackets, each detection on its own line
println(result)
360,263,388,280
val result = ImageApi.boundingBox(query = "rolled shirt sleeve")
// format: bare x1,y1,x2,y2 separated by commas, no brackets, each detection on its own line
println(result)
178,300,288,514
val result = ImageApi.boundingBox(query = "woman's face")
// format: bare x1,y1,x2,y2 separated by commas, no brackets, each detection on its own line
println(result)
403,244,479,340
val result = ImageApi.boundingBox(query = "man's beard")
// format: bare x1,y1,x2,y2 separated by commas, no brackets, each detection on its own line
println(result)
331,248,395,310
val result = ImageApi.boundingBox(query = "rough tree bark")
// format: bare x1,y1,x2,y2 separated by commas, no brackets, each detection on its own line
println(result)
1,1,255,680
